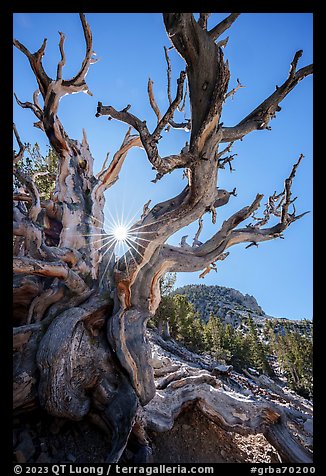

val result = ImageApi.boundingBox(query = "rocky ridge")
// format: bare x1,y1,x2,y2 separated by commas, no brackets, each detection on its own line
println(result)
174,284,312,337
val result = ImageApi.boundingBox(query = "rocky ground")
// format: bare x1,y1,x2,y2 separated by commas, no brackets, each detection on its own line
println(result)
13,330,313,464
149,406,280,463
13,407,280,464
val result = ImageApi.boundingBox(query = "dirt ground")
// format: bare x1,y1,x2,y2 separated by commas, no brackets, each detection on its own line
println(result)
13,405,280,464
148,406,280,464
13,410,111,464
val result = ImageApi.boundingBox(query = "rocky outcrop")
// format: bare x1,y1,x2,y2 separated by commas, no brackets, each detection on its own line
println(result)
175,284,265,321
174,284,313,337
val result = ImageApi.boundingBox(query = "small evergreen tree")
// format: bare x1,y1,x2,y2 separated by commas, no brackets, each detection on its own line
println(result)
274,329,313,398
151,273,177,337
204,314,228,361
170,294,205,352
246,316,274,375
14,143,58,199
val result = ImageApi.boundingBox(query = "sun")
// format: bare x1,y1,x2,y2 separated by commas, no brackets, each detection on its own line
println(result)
113,225,128,242
86,205,153,285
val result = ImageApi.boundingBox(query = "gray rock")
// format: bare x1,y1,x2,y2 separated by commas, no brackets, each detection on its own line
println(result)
220,449,227,459
232,410,249,422
212,364,233,375
150,349,171,369
181,424,191,431
242,388,253,396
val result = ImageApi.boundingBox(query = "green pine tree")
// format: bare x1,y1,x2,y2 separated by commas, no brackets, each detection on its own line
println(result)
274,329,313,398
14,143,58,200
246,315,273,375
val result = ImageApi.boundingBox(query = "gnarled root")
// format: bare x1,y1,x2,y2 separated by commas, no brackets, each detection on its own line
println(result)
14,304,139,463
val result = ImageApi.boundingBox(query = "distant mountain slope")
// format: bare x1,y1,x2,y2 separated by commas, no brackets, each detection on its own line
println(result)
174,284,312,337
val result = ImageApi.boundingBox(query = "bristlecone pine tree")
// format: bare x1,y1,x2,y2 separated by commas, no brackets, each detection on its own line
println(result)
13,13,312,463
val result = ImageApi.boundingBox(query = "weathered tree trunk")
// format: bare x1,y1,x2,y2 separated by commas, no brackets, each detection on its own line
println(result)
162,320,171,340
13,13,312,463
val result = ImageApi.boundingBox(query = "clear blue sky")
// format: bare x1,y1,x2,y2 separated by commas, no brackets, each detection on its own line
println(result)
13,13,313,320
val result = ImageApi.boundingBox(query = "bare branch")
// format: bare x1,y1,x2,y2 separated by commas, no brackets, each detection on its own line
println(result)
199,252,229,278
96,102,150,137
141,200,152,220
181,166,192,186
218,153,237,172
199,262,217,279
209,204,217,224
32,89,43,112
211,188,234,209
151,172,164,184
208,13,241,41
198,194,264,256
216,141,234,159
245,241,258,249
14,93,43,121
13,123,26,164
13,37,50,97
152,70,186,140
168,118,191,131
96,102,192,177
14,168,42,223
216,36,229,49
281,153,304,224
289,50,303,78
95,127,142,192
158,195,263,273
198,13,211,30
164,46,172,106
13,193,62,222
13,256,90,295
147,78,162,123
56,32,66,80
14,12,95,144
96,151,110,179
227,155,308,247
177,78,188,113
248,154,307,231
179,237,194,253
221,52,313,142
61,13,95,90
224,78,245,101
193,216,203,246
